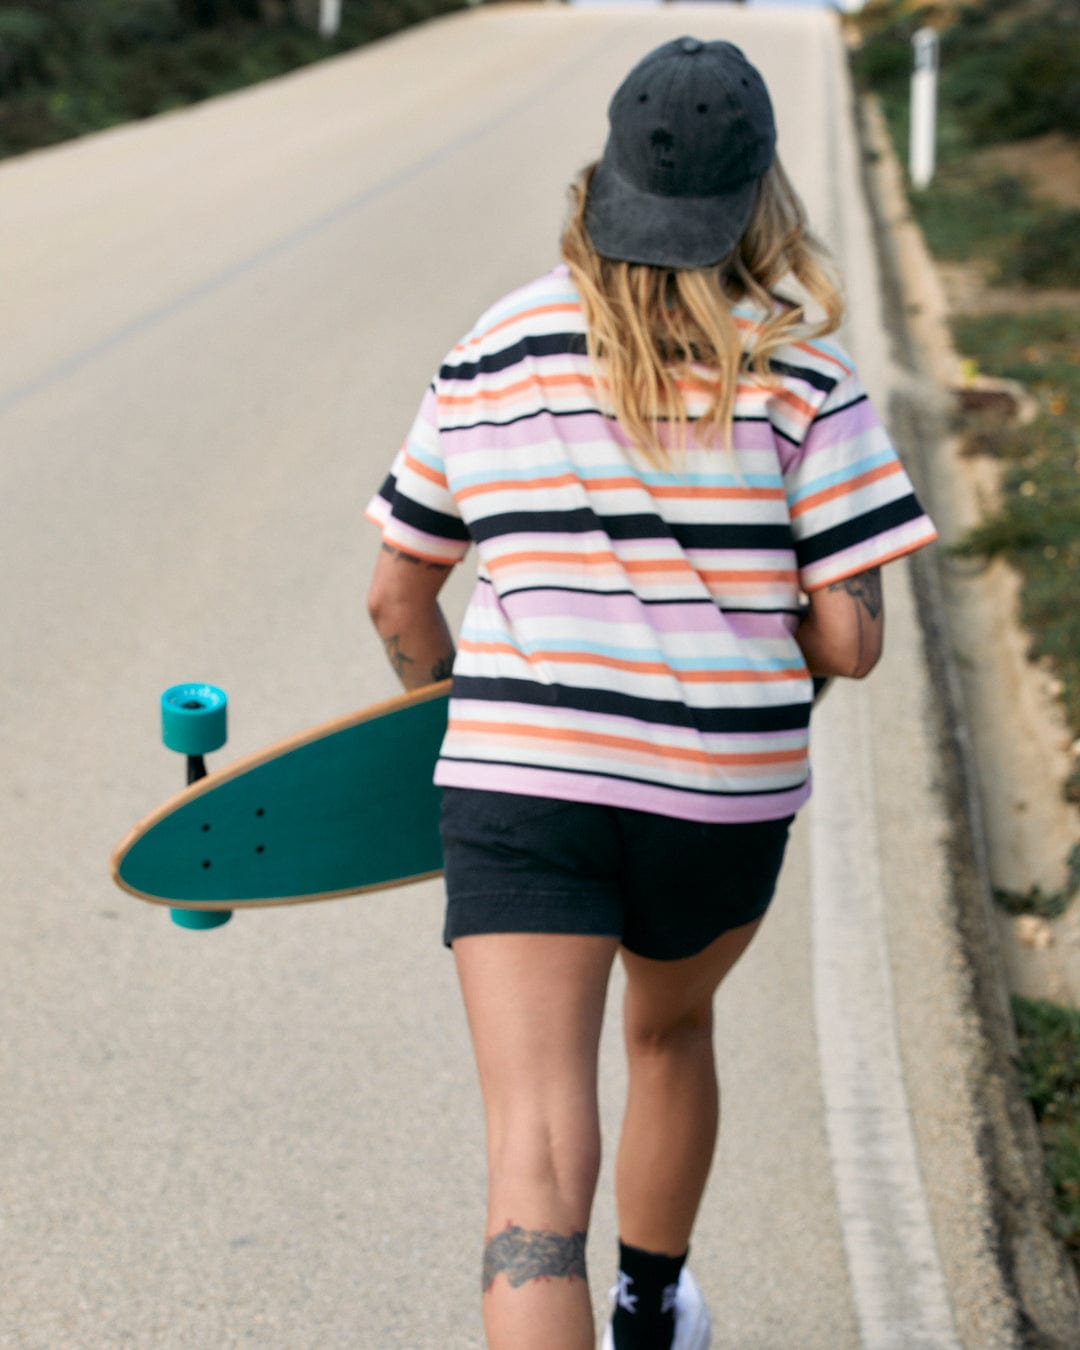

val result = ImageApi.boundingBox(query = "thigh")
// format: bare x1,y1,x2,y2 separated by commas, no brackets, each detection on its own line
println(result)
456,939,621,1107
454,933,620,1120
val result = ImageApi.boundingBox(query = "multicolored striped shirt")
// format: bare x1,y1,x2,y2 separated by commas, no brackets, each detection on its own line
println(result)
367,265,936,822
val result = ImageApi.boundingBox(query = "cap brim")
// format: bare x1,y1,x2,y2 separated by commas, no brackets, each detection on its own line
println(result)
585,158,759,270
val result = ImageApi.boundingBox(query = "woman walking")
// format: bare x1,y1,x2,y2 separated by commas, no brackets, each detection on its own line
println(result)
366,36,936,1350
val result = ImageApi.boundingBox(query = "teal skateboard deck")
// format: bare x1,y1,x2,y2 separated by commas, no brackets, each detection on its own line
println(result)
111,680,450,927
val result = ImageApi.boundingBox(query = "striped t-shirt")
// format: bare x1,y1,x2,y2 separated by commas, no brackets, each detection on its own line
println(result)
367,265,936,823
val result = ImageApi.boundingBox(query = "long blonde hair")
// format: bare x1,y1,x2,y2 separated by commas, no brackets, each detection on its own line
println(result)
560,160,844,464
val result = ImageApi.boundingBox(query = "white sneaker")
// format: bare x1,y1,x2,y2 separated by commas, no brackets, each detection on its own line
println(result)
601,1268,711,1350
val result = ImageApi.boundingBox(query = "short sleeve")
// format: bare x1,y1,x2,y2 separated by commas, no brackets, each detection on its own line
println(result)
783,372,937,592
365,385,471,566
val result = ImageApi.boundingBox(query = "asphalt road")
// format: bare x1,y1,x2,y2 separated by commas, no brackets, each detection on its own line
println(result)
0,6,1025,1347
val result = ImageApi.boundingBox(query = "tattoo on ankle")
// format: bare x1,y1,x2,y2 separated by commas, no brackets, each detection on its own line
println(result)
481,1224,587,1293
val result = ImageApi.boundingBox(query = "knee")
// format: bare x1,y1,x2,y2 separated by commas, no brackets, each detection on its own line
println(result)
624,1002,714,1060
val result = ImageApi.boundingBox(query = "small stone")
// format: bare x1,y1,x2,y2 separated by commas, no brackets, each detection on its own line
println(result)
1015,914,1054,950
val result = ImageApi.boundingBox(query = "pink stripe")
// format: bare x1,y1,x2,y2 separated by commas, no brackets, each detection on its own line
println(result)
442,407,784,457
435,761,811,824
798,398,880,459
472,582,801,638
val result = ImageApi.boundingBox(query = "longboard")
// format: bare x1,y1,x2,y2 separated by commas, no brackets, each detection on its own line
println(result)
111,680,450,927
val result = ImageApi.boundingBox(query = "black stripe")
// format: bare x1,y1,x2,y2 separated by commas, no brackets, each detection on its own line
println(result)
810,391,869,427
376,472,396,505
439,404,773,438
796,496,926,569
385,491,470,542
439,752,809,800
768,358,841,396
449,675,811,735
440,332,587,381
468,508,792,552
478,579,804,615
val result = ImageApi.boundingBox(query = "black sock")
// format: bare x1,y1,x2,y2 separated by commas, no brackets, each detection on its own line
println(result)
611,1241,688,1350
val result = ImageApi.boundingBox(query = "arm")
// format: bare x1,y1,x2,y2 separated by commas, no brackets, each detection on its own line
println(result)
795,566,883,680
367,543,456,690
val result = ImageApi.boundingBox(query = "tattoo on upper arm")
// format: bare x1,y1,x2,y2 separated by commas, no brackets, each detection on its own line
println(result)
381,634,414,680
380,542,451,573
482,1225,587,1293
829,567,882,620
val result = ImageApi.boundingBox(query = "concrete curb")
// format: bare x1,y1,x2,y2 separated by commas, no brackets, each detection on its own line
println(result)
853,90,1080,1348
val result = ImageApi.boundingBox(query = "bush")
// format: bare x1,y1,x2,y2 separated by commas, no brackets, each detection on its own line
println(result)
1003,210,1080,289
0,8,51,96
0,0,468,157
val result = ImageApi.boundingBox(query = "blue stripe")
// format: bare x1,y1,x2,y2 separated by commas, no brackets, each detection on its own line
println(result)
447,460,783,492
787,449,895,504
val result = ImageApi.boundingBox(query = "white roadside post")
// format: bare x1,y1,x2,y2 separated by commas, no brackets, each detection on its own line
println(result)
319,0,341,38
910,27,939,189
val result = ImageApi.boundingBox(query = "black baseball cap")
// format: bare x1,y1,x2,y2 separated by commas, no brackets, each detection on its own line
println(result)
585,36,777,269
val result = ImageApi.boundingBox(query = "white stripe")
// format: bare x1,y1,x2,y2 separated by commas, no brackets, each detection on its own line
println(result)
809,681,960,1349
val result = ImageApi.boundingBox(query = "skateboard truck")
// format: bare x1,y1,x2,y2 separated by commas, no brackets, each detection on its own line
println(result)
160,683,231,930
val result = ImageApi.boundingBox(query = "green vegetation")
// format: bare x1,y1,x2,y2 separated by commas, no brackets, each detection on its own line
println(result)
852,0,1080,761
949,310,1080,757
851,0,1080,1277
851,1,1080,285
0,0,465,161
1012,995,1080,1260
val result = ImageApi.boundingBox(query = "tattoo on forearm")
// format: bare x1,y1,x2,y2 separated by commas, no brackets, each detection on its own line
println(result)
381,634,414,680
380,542,451,573
481,1225,587,1293
431,654,454,682
827,567,881,677
829,567,882,620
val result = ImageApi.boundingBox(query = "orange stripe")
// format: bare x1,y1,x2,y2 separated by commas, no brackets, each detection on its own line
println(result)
793,340,852,375
456,472,583,503
452,303,583,353
650,484,785,502
402,450,448,490
789,461,901,519
771,385,817,423
380,537,458,567
450,718,806,767
485,549,621,571
484,550,796,588
456,474,786,505
441,371,594,408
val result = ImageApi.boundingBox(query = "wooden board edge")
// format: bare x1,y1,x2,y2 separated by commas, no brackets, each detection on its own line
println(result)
110,679,451,884
113,868,445,910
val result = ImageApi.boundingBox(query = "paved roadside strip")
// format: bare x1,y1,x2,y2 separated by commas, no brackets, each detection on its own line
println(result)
854,87,1080,1346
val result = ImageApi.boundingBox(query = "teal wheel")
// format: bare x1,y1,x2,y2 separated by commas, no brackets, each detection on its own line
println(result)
170,908,233,930
161,684,228,756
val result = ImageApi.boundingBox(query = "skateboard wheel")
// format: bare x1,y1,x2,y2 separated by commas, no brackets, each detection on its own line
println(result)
170,907,232,930
161,684,228,756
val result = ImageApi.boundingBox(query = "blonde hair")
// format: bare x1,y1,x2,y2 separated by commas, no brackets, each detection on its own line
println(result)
560,160,844,465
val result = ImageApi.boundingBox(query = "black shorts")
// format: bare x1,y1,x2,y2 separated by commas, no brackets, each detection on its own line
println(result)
440,788,794,962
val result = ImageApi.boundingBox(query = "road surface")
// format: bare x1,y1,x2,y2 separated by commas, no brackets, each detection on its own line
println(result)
0,6,1028,1346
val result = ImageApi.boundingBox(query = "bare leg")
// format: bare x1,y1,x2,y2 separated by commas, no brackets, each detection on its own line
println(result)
454,932,619,1350
616,917,765,1255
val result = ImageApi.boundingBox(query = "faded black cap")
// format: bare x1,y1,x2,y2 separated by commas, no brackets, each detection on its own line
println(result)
585,36,777,269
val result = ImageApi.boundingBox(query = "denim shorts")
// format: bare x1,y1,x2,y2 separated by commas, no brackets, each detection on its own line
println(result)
440,788,794,961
